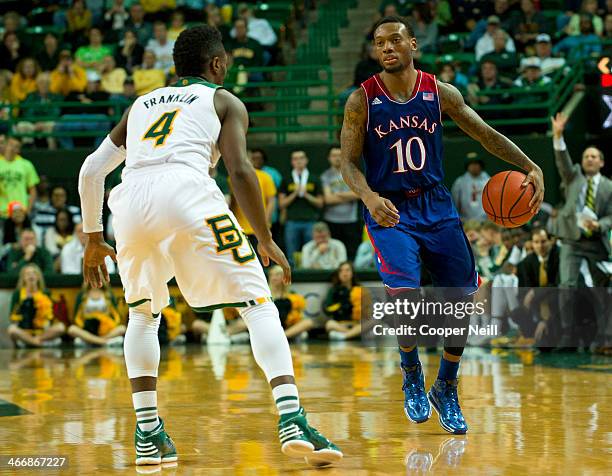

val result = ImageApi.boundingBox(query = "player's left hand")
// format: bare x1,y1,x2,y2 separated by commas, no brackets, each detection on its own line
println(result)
522,166,544,215
83,233,116,288
257,238,292,285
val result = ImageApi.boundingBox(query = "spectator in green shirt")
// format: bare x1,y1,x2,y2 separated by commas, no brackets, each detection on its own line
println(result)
0,137,39,218
76,27,113,80
278,150,324,266
6,228,54,274
225,18,265,69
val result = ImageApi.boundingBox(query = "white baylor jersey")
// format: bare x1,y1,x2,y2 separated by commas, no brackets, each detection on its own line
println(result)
124,77,222,178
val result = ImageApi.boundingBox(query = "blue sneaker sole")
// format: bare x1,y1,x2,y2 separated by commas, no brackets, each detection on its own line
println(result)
427,391,468,435
403,403,432,424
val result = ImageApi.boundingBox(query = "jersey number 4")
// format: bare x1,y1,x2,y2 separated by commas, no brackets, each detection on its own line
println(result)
390,137,426,173
142,110,179,147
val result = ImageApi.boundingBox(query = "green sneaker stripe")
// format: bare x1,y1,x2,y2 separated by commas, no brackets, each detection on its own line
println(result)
139,417,159,424
275,395,298,404
135,407,157,413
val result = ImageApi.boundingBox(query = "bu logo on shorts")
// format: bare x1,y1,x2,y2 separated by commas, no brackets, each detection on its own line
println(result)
205,214,256,264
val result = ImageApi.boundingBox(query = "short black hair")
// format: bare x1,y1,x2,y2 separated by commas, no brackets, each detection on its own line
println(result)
372,15,415,39
173,25,224,78
251,148,268,162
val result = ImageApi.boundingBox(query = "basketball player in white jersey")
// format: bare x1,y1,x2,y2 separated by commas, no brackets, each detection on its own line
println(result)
78,25,342,468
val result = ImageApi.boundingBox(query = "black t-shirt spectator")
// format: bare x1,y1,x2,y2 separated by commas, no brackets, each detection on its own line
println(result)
225,37,264,68
114,42,144,73
36,48,60,72
279,176,322,222
0,41,28,71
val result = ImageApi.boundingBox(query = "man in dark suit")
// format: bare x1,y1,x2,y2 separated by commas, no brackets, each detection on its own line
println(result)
517,228,560,346
551,113,612,353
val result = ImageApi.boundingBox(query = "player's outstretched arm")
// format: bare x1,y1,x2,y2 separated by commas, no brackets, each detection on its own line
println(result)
78,108,129,288
340,88,399,227
214,89,291,283
437,80,545,214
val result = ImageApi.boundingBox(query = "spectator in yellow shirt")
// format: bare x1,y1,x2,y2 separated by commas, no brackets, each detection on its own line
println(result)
141,0,175,21
100,56,127,94
66,0,92,47
168,11,186,41
133,50,166,96
10,58,40,103
50,50,88,96
229,150,276,249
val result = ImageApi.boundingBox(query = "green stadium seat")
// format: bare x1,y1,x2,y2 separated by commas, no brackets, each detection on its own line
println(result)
438,33,470,54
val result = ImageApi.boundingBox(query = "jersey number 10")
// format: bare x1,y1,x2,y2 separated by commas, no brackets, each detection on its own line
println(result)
390,137,426,173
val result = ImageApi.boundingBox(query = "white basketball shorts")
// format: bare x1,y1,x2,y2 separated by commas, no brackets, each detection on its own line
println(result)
108,164,271,314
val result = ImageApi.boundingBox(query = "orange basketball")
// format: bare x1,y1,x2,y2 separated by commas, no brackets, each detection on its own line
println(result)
482,171,536,227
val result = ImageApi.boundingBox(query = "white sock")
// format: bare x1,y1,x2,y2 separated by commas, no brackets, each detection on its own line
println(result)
272,383,300,416
132,390,160,432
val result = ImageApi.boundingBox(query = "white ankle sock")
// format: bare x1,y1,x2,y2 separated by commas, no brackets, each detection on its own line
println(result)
272,383,300,416
133,390,160,432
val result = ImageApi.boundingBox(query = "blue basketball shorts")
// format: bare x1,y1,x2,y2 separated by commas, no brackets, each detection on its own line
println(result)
365,185,479,296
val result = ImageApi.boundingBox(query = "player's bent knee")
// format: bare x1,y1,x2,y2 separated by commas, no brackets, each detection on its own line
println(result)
125,301,161,379
239,301,280,324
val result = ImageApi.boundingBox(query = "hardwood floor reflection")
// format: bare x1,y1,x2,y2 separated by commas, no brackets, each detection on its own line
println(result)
0,344,609,475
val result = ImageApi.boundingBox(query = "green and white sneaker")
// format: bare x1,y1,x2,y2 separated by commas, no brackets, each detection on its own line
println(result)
134,418,177,465
278,407,343,467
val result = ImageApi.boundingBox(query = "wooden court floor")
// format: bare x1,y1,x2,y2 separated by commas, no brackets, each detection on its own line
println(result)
0,343,610,475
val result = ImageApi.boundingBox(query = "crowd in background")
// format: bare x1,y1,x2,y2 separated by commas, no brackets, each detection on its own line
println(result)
2,128,610,352
0,1,285,144
343,0,612,125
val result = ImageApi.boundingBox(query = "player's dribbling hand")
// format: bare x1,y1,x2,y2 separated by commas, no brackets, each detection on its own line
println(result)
257,238,292,285
83,233,117,288
364,193,400,227
522,166,545,215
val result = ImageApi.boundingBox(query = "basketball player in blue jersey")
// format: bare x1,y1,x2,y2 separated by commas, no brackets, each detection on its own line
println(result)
340,16,545,434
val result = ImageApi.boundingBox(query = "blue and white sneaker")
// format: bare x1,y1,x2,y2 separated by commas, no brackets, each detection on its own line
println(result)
427,379,468,434
401,363,431,423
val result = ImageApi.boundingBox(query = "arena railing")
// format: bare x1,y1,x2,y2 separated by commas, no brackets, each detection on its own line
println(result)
441,59,585,130
223,64,343,142
296,0,357,65
3,65,342,145
4,100,127,140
